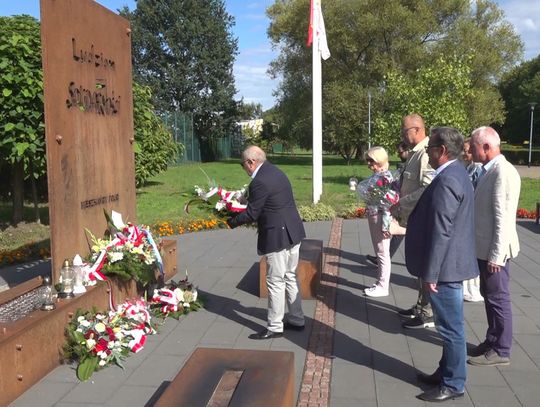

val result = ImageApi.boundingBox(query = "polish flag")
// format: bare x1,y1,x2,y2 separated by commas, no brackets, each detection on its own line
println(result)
307,0,330,60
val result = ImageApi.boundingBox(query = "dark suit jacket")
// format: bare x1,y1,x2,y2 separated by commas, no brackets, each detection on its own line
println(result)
405,160,479,283
227,161,306,255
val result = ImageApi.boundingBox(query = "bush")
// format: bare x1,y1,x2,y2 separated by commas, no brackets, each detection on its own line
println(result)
298,203,336,222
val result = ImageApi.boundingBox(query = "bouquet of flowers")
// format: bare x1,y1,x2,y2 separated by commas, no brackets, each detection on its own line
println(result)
185,169,247,215
63,299,156,381
148,277,203,320
85,210,163,286
356,170,400,231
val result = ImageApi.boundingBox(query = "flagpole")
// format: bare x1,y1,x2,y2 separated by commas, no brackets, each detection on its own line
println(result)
312,1,323,204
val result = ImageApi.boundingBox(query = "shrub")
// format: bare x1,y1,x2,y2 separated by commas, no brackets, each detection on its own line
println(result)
298,203,336,222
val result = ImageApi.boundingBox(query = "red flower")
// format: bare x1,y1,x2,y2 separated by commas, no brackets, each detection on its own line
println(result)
94,338,109,354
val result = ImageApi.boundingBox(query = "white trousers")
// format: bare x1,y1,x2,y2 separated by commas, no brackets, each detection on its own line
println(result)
265,243,305,332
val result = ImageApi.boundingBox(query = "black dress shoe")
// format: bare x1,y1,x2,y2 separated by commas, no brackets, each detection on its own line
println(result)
248,329,283,340
283,322,305,331
417,370,441,385
417,386,464,402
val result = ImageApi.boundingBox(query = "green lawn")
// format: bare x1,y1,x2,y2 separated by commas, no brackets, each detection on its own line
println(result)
136,152,373,225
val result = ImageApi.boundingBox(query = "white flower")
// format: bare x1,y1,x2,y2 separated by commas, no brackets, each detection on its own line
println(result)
98,360,107,367
109,251,124,263
77,316,86,323
76,328,83,333
86,339,96,349
215,201,226,211
183,302,190,308
80,320,91,328
173,288,184,303
95,314,105,320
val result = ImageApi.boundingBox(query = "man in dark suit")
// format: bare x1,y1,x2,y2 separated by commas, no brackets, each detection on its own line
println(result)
405,127,479,402
227,146,306,340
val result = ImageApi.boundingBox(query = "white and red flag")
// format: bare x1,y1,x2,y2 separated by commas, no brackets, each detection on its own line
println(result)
307,0,330,60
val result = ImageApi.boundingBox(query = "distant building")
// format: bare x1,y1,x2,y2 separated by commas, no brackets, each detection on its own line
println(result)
237,118,264,136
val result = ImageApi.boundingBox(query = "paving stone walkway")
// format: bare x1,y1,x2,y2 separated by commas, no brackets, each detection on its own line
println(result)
8,219,540,406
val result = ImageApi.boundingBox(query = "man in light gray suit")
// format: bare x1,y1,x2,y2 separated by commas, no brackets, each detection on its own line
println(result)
468,126,521,366
406,127,478,402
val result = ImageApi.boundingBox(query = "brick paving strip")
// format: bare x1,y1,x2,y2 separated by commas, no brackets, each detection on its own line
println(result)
298,218,343,407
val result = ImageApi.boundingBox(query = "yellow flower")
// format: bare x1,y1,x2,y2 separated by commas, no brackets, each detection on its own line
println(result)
95,322,106,333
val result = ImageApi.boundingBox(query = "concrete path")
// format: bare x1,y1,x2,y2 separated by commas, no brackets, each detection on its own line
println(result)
9,219,540,406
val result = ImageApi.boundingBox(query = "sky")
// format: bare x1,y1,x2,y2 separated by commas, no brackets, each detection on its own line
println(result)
1,0,539,111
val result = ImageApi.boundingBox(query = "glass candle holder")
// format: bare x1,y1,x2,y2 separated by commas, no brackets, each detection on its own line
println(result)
59,259,75,298
40,275,56,311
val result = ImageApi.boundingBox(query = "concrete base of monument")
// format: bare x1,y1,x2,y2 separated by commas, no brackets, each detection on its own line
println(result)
0,238,179,406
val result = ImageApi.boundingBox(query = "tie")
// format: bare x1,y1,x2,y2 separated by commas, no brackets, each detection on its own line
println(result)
473,166,486,189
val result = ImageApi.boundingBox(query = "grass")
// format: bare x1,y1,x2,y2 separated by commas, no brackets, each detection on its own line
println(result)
1,151,539,253
136,152,372,225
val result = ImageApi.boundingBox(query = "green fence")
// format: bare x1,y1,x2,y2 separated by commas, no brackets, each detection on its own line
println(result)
162,111,200,163
162,111,246,162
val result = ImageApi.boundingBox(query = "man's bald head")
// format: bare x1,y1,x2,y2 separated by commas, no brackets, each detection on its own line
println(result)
242,145,267,163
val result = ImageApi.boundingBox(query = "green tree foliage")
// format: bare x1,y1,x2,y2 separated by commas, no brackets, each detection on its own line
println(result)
267,0,522,159
0,15,44,224
133,83,182,187
122,0,239,161
498,55,540,143
375,56,476,148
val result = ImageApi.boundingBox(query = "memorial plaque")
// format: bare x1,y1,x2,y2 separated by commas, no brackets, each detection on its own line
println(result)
40,0,136,280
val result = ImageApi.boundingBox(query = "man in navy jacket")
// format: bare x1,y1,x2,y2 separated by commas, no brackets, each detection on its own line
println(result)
405,127,479,402
227,146,306,339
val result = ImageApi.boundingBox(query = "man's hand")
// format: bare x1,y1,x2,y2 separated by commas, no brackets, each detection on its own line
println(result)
487,261,501,273
423,281,438,293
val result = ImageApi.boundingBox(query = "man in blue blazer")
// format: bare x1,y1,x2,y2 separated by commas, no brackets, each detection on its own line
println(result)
227,146,306,339
405,127,479,402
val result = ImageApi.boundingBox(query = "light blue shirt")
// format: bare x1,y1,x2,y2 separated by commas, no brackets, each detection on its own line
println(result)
251,162,263,179
434,159,458,177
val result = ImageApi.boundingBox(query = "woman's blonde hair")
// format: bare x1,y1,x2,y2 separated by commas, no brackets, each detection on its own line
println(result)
365,146,389,170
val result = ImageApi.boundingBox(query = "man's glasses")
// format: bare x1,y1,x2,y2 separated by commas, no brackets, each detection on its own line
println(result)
425,144,442,151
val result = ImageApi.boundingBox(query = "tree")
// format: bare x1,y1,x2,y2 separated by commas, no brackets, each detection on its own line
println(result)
375,56,476,149
132,83,182,187
0,15,45,225
237,101,263,120
498,55,540,144
122,0,239,161
267,0,523,159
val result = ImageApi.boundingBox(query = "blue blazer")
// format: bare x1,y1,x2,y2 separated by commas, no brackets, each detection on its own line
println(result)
228,161,306,255
405,161,479,283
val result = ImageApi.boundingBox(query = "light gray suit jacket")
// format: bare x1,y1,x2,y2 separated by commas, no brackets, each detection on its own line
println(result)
398,136,434,226
474,155,521,265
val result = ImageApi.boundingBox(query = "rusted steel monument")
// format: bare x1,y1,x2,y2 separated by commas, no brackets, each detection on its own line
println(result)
0,2,152,404
41,0,136,281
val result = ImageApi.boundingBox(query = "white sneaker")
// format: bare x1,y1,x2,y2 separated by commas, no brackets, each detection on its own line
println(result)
364,285,389,297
